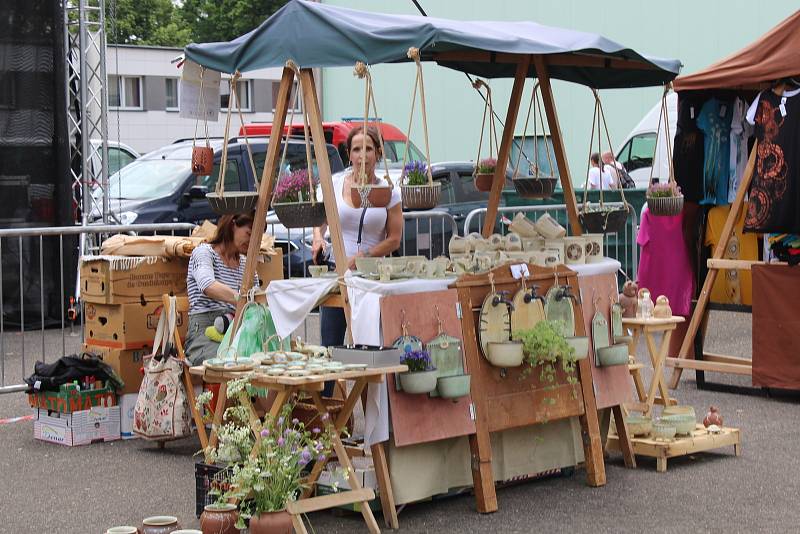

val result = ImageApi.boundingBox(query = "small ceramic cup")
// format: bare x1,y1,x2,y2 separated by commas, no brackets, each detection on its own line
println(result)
583,233,604,263
564,236,586,265
449,235,469,255
308,264,329,277
488,233,505,251
504,232,523,251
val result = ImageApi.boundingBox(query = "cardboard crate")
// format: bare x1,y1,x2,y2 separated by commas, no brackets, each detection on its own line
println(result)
33,406,120,446
80,256,188,305
28,382,116,413
255,250,284,288
84,296,188,350
318,457,379,491
83,343,151,394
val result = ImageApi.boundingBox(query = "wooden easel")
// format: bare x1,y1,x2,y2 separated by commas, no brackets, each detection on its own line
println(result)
454,264,606,513
667,144,758,388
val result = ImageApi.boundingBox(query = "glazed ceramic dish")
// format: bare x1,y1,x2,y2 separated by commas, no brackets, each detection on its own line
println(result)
661,413,695,435
662,405,696,419
486,341,524,368
652,421,677,440
436,374,471,399
624,415,653,437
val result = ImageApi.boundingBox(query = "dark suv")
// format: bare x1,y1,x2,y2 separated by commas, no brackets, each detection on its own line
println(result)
92,138,344,225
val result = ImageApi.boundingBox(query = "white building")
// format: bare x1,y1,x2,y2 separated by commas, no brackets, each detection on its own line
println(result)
106,45,290,154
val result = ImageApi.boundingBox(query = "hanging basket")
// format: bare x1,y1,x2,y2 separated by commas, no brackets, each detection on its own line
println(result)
350,184,392,208
647,194,684,217
474,172,494,192
206,191,259,215
273,201,327,228
401,182,441,210
579,204,630,234
513,176,557,199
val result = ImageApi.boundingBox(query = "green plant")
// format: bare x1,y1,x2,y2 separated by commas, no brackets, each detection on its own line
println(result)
399,350,436,372
476,157,497,174
403,160,428,186
513,320,579,391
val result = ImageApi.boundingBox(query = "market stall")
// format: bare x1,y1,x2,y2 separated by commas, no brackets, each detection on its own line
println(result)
668,10,800,391
181,0,681,525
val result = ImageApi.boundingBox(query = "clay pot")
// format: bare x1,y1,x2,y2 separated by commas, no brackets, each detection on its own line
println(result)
200,504,240,534
474,173,494,192
141,516,181,534
248,511,293,534
703,406,723,427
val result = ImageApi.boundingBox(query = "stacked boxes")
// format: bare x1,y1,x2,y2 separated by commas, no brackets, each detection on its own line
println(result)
80,256,189,394
30,383,120,446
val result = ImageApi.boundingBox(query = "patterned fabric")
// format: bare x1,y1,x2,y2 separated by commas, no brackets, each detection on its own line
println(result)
133,355,192,440
697,98,733,205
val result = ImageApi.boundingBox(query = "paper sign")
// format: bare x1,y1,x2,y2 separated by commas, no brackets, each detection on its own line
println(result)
179,59,221,121
510,263,530,279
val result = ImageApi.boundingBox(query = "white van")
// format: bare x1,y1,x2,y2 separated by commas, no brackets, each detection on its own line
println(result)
615,92,677,189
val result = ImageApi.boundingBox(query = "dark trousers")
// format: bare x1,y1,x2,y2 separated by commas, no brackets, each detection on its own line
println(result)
320,306,347,397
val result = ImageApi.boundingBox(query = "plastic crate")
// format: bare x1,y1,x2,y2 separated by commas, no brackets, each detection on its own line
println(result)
194,462,234,517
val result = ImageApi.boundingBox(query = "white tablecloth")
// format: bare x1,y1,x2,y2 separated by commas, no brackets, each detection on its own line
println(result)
265,277,339,339
568,257,621,278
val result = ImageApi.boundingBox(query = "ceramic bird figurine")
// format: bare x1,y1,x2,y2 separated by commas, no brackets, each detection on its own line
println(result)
703,406,723,427
653,295,672,318
618,280,638,318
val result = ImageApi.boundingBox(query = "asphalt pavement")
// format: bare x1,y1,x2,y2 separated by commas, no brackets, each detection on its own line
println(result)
1,311,798,533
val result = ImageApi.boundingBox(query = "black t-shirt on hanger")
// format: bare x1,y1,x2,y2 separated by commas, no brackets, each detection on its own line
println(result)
673,93,707,202
745,89,800,234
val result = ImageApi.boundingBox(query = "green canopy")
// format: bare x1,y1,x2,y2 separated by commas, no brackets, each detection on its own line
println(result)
184,0,681,89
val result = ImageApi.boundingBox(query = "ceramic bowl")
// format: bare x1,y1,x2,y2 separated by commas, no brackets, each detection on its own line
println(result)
436,374,471,399
596,343,629,367
486,341,524,368
106,528,139,534
624,415,653,437
662,405,696,420
141,516,180,534
565,336,590,360
398,369,438,394
652,421,677,440
661,413,695,435
355,256,380,275
308,265,329,277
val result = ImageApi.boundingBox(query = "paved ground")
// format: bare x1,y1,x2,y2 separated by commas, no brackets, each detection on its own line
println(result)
1,312,799,533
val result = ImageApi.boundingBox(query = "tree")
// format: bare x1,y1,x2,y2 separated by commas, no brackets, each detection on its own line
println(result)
178,0,287,44
105,0,191,47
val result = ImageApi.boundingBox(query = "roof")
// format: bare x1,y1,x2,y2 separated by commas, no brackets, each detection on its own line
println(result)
184,0,681,89
673,10,800,92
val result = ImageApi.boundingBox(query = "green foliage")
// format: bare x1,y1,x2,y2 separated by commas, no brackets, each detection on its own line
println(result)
513,320,579,393
178,0,288,45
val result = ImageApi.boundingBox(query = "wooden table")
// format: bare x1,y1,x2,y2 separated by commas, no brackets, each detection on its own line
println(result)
622,317,684,416
190,364,406,534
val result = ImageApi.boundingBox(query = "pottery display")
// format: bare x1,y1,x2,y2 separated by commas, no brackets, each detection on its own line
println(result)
533,213,566,239
449,235,469,255
308,265,328,278
544,239,565,263
488,233,505,250
436,373,471,399
624,415,653,437
563,236,586,265
661,413,695,435
703,406,724,427
248,511,293,534
141,516,181,534
595,344,629,366
508,212,539,237
398,369,439,394
354,256,380,275
583,233,604,263
504,232,523,251
521,236,545,251
486,341,524,368
200,503,239,534
652,421,677,441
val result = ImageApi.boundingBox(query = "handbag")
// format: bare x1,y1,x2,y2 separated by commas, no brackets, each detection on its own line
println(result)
133,296,193,441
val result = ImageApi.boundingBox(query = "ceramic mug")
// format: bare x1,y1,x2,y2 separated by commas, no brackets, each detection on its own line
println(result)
544,239,565,263
583,233,604,263
308,265,329,277
564,236,586,265
504,232,523,251
521,236,545,251
449,235,469,255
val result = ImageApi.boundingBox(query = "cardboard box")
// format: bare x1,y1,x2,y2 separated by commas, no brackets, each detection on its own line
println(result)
84,296,188,349
119,393,139,439
83,343,151,394
318,457,379,491
33,406,120,446
255,250,284,288
28,382,116,413
80,256,188,305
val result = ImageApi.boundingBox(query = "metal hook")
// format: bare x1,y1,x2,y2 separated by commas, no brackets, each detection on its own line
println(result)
400,309,410,337
488,272,497,294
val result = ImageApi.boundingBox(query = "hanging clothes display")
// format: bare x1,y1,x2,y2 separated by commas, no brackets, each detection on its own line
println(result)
744,88,800,233
636,205,694,317
728,97,753,203
673,93,707,202
697,98,733,205
767,233,800,265
705,204,758,305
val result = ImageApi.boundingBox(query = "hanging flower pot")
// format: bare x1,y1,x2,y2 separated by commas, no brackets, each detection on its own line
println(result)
579,203,630,234
645,86,683,217
272,169,326,228
474,171,494,192
400,160,440,210
472,79,501,194
511,82,558,200
398,350,438,394
350,181,393,208
647,194,684,217
513,176,557,199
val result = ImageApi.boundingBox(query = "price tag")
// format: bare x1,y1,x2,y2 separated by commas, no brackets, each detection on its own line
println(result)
510,263,530,279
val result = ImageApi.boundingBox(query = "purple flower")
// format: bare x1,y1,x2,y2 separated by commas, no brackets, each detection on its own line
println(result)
277,416,284,426
315,442,324,452
273,168,319,203
291,418,299,425
301,449,312,463
321,413,329,422
277,437,285,447
260,428,270,437
402,160,428,185
317,454,326,462
400,350,435,372
312,427,320,434
284,428,291,437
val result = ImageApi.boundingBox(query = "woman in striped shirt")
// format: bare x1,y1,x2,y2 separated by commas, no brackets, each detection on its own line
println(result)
185,212,256,364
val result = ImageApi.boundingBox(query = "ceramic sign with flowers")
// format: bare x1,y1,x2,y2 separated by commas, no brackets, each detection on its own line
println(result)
398,350,438,394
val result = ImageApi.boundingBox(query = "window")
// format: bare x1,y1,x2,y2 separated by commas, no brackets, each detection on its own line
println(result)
510,135,559,178
107,146,137,175
165,78,179,111
435,175,455,205
387,140,425,164
194,160,242,196
271,81,302,112
108,75,142,109
221,79,250,111
617,133,656,172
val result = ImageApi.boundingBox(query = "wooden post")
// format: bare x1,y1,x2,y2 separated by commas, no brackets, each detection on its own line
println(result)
668,142,757,388
534,56,583,235
481,56,531,238
230,67,295,335
299,69,353,330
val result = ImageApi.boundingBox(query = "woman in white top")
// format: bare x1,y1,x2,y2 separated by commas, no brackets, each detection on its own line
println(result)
311,126,403,354
588,152,616,190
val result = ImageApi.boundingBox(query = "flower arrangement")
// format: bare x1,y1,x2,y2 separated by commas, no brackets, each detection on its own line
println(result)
476,157,497,174
403,160,428,186
273,167,319,203
513,320,578,387
647,181,682,198
399,349,436,372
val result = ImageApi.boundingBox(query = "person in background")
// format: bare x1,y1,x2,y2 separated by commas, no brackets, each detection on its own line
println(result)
184,212,257,364
602,151,623,184
588,152,616,190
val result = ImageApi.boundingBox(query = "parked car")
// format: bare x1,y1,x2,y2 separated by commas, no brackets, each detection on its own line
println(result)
91,138,344,225
88,139,140,185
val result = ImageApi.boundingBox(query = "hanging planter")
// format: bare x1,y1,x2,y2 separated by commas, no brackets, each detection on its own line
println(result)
472,80,502,193
646,191,684,216
646,86,684,217
474,159,496,192
512,82,558,200
191,66,214,176
271,62,327,229
350,61,394,209
207,71,261,215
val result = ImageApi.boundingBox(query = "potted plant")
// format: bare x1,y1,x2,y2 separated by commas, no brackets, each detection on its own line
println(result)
400,160,441,210
398,350,438,394
474,158,497,192
513,320,580,399
272,168,326,229
200,376,337,534
646,180,684,216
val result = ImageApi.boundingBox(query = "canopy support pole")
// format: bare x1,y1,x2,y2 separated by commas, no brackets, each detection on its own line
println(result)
481,56,530,238
534,55,583,235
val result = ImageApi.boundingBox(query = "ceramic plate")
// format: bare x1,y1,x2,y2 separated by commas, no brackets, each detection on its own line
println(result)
265,368,285,376
286,369,311,377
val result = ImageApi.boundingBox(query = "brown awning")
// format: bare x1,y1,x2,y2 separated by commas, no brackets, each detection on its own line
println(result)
673,10,800,92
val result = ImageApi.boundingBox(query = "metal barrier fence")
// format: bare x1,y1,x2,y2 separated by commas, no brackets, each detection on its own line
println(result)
463,203,638,279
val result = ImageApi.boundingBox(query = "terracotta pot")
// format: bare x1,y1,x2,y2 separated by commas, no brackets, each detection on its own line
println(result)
141,516,181,534
474,172,494,192
248,511,293,534
703,406,723,427
350,184,392,208
200,504,240,534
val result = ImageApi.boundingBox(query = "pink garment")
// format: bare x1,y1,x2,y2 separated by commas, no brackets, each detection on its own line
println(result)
636,206,694,317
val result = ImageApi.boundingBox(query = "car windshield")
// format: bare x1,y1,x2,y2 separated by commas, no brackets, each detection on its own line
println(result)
383,140,425,164
102,159,191,200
